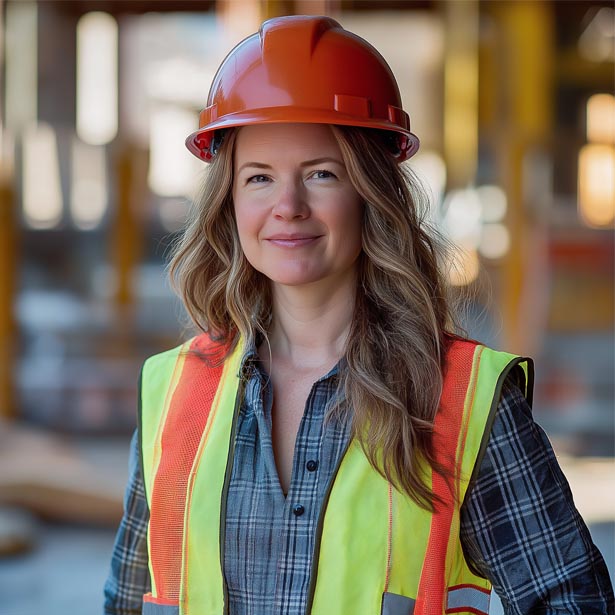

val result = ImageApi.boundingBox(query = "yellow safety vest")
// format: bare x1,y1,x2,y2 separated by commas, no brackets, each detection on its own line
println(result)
138,334,533,615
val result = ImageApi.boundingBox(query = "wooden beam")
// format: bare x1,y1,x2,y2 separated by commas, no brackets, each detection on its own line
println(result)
0,168,17,420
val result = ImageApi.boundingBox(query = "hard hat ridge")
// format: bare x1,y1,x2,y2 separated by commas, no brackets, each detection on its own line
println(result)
185,15,420,163
260,13,338,59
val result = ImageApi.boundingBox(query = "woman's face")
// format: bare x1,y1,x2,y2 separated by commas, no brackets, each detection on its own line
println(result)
232,123,363,290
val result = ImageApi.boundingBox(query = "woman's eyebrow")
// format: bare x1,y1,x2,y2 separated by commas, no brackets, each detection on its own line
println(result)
237,157,344,174
300,157,344,167
236,162,271,174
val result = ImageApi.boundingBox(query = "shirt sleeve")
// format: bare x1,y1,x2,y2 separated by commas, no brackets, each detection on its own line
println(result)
103,429,151,615
460,378,615,615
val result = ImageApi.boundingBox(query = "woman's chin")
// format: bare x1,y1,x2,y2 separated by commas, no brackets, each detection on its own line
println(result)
268,274,322,288
259,267,328,288
255,262,359,291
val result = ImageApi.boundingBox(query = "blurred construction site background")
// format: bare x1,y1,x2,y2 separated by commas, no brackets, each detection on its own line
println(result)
0,1,613,613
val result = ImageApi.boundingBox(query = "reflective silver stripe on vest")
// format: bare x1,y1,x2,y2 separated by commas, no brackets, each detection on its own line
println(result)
381,591,415,615
446,585,490,614
142,602,179,615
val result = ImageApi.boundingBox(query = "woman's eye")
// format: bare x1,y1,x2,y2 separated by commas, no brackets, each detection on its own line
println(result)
311,169,337,180
247,174,271,184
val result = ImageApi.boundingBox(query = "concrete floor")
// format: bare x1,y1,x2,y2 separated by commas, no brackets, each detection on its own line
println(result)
1,523,116,615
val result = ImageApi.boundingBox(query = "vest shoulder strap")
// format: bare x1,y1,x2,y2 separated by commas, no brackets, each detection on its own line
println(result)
140,333,241,605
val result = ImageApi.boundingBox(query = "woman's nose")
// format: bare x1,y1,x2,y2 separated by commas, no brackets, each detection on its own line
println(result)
272,181,310,220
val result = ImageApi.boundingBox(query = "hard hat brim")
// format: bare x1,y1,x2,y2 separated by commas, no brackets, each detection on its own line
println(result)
185,107,420,163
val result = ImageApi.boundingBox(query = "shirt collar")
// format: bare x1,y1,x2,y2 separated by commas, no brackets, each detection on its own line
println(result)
239,336,342,382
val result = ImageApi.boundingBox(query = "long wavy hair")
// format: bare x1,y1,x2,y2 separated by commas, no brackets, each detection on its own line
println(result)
169,125,457,510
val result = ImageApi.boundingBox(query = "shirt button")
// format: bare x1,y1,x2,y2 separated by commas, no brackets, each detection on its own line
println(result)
292,504,305,517
306,459,318,472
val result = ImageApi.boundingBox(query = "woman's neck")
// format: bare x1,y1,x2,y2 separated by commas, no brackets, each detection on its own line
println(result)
264,274,356,371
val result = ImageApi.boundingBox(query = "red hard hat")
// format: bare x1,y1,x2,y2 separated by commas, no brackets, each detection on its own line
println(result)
185,15,420,163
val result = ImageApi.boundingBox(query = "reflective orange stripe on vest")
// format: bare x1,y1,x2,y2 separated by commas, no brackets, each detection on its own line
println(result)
416,340,481,612
147,335,229,603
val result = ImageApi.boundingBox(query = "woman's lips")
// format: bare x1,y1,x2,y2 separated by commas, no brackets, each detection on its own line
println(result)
265,235,322,248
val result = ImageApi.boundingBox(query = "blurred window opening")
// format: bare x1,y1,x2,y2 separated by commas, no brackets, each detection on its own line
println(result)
148,103,201,197
407,150,447,225
443,188,482,250
587,93,615,145
476,185,507,223
76,12,118,145
22,123,63,230
578,145,615,228
440,184,510,283
479,223,510,260
121,13,222,147
578,93,615,228
70,139,108,230
120,13,225,235
5,0,37,133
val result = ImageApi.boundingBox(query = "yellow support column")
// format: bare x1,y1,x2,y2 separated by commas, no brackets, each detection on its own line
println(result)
443,0,479,188
262,1,291,19
111,142,147,330
491,1,554,352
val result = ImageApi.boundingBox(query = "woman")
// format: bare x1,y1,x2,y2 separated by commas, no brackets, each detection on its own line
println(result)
104,15,614,615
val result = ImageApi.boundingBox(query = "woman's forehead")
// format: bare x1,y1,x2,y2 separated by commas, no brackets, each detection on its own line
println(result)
234,123,341,162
